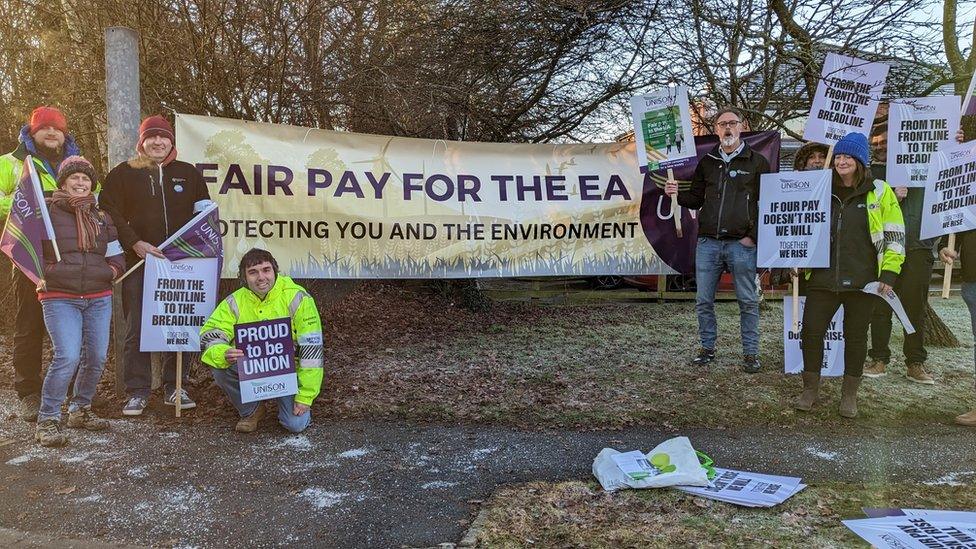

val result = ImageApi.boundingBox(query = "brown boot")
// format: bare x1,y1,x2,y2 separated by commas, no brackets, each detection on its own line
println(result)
906,362,935,385
955,408,976,427
235,404,266,433
794,371,820,411
862,360,886,378
839,375,862,419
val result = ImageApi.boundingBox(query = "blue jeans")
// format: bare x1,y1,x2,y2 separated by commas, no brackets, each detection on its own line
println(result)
38,296,113,422
695,237,760,355
211,365,311,433
962,282,976,380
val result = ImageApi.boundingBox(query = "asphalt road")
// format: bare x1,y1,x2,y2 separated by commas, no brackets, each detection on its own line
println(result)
0,391,974,548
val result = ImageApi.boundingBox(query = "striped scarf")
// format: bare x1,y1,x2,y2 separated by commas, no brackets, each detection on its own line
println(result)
48,191,100,252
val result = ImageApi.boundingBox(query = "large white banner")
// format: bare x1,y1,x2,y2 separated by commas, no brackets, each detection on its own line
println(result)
920,140,976,240
140,256,219,352
804,53,889,145
176,114,676,279
886,96,961,188
784,297,844,377
757,170,831,268
630,85,696,171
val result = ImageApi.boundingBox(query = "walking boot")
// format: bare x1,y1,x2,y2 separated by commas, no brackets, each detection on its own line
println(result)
955,408,976,427
839,375,862,419
862,360,886,378
906,362,935,385
794,371,820,411
235,405,266,433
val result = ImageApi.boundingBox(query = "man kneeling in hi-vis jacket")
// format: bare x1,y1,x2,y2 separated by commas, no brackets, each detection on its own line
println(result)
200,248,324,433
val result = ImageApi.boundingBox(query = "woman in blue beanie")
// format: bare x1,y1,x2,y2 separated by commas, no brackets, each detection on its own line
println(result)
794,132,905,418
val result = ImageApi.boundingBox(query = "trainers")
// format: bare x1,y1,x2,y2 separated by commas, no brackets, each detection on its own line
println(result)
691,348,715,366
67,407,110,431
863,360,887,378
906,362,935,385
235,405,266,433
165,389,196,410
18,393,40,422
122,396,148,416
35,419,67,448
742,355,761,374
955,408,976,426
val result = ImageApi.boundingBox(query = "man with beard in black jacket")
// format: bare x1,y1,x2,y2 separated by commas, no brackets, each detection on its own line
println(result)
100,115,212,416
665,107,771,373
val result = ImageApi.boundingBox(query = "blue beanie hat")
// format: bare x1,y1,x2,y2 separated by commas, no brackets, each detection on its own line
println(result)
833,132,870,167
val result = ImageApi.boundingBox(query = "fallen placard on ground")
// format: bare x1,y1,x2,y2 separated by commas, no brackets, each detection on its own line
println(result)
844,510,976,548
672,467,805,508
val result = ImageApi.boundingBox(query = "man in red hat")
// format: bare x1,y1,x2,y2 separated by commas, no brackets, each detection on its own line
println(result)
0,106,83,421
100,115,212,416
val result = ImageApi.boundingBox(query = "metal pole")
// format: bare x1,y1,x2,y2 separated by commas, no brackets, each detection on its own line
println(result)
104,27,141,397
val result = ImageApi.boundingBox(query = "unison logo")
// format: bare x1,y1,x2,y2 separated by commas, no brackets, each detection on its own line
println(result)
841,65,867,78
643,95,676,107
904,100,936,112
780,179,811,192
169,263,194,273
251,381,286,394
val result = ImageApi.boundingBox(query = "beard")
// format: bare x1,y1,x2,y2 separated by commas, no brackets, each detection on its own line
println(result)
36,142,63,160
721,134,738,148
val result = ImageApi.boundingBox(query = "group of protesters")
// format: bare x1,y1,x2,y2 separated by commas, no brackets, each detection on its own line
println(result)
665,107,976,422
3,103,976,447
0,107,324,447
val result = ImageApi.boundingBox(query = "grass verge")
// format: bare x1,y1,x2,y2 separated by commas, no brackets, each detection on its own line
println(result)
475,479,976,548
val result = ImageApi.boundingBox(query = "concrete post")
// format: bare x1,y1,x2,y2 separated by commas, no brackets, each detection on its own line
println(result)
104,27,141,397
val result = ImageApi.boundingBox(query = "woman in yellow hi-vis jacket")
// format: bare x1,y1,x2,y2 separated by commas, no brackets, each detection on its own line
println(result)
200,248,324,433
794,132,905,419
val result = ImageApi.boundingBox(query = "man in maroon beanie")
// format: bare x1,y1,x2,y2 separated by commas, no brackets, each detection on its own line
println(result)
0,106,83,421
100,115,212,416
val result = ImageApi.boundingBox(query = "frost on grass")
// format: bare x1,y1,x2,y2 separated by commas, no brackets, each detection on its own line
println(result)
923,471,976,487
269,435,313,451
338,447,370,459
421,480,458,490
804,446,837,461
300,488,349,509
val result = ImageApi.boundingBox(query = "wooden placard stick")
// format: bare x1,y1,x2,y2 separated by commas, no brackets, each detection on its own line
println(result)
668,168,682,237
942,233,956,299
942,82,975,299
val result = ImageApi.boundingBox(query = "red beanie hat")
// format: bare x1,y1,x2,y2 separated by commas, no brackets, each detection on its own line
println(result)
29,106,68,135
137,115,178,165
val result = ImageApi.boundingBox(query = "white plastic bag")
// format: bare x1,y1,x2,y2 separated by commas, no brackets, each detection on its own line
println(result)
592,436,709,491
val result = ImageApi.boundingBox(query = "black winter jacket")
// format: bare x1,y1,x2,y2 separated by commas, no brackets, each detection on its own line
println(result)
42,202,126,295
678,142,771,241
100,155,211,267
807,179,884,292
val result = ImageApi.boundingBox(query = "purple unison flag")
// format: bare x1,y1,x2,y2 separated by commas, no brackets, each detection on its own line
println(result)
160,204,222,273
0,157,49,285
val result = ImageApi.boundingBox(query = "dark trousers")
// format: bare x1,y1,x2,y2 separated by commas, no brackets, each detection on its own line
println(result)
801,290,880,377
868,250,933,364
12,268,45,398
121,269,184,398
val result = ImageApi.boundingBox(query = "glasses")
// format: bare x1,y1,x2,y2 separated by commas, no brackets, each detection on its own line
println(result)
716,120,741,129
